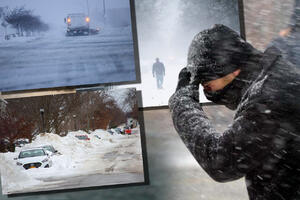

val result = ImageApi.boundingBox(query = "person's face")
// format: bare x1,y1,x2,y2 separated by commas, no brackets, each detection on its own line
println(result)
202,69,241,92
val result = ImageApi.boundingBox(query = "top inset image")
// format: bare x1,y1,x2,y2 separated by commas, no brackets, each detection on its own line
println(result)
0,0,138,92
129,0,242,107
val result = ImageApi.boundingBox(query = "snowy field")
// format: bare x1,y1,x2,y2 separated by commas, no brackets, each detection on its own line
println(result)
116,57,210,107
0,127,144,195
0,27,136,92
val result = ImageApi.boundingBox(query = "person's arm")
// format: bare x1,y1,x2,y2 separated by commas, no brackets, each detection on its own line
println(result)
169,69,280,182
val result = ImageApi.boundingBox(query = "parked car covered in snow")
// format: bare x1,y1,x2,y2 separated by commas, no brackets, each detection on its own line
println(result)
75,135,90,140
121,126,131,135
113,128,122,134
39,145,61,155
13,138,30,148
94,135,101,139
127,118,137,128
107,129,114,135
15,148,53,170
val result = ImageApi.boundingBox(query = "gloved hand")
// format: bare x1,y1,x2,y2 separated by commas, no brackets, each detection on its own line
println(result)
172,67,200,105
176,67,191,91
176,67,202,91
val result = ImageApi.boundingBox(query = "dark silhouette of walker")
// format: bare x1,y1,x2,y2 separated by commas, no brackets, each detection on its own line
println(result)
152,58,165,89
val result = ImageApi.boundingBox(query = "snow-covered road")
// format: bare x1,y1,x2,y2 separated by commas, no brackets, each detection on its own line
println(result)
0,127,144,195
0,27,136,92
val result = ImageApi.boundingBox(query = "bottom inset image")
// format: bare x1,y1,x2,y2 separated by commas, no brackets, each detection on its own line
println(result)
0,88,144,195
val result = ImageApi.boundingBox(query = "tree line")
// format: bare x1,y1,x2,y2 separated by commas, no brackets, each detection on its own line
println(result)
0,90,138,152
4,6,49,36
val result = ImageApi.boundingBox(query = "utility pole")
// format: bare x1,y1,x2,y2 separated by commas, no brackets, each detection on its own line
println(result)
102,0,106,26
87,0,90,16
103,0,106,16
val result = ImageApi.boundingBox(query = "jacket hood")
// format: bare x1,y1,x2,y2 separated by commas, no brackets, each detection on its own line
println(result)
187,24,263,109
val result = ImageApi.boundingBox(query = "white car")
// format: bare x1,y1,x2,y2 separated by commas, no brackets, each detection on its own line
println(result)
15,148,53,170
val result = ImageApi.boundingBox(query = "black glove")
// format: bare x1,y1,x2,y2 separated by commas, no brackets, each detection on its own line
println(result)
176,67,203,91
176,67,191,91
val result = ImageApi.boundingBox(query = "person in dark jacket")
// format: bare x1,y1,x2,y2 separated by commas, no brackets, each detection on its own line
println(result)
152,58,165,89
271,0,300,66
169,24,300,200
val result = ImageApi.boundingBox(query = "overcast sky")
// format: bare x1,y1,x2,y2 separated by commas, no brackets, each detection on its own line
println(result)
0,0,130,27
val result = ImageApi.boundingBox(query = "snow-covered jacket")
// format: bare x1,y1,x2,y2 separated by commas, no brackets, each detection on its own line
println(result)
169,45,300,200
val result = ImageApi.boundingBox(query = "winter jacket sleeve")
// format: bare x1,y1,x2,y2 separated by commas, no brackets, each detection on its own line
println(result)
169,85,280,182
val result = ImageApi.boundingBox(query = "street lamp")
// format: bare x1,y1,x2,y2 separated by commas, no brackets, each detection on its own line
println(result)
87,0,90,16
40,108,45,133
73,114,77,130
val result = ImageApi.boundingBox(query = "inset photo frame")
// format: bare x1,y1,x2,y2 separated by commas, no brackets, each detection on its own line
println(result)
116,0,244,108
0,88,146,195
0,0,140,92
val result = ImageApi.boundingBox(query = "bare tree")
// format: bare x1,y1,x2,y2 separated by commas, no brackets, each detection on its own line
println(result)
5,6,49,36
0,108,35,152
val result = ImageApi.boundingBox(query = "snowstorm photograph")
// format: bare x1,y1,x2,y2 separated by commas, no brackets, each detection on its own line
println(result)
0,0,136,92
126,0,240,107
0,88,144,194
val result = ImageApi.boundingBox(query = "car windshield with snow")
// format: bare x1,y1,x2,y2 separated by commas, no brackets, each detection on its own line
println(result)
19,149,45,158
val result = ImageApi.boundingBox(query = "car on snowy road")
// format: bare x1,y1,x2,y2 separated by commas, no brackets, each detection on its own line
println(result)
15,148,53,170
64,13,90,36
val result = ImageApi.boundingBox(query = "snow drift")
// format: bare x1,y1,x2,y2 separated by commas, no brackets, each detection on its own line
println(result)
0,127,143,194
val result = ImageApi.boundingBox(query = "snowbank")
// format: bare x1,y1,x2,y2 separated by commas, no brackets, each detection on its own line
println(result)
0,127,143,194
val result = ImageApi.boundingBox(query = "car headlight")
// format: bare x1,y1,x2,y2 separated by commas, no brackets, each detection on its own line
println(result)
16,162,22,166
42,158,49,163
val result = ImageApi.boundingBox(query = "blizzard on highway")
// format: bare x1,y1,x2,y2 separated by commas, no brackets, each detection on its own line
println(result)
0,126,144,195
0,26,136,92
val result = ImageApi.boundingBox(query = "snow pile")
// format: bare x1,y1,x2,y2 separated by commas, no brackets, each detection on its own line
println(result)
0,153,42,195
0,127,143,194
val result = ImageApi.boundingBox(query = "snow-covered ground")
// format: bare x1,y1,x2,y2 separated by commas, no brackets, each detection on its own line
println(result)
116,57,210,107
0,126,144,195
0,26,136,92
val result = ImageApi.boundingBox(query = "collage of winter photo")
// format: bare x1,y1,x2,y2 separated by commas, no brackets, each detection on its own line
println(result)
1,0,300,199
0,88,144,194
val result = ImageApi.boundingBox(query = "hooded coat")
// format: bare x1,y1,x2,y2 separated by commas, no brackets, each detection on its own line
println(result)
169,25,300,200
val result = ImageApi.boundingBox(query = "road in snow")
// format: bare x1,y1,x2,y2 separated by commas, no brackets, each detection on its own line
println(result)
0,27,136,92
0,127,144,195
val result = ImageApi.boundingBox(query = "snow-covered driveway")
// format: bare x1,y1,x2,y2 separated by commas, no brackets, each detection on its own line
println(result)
0,128,144,195
0,27,136,92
